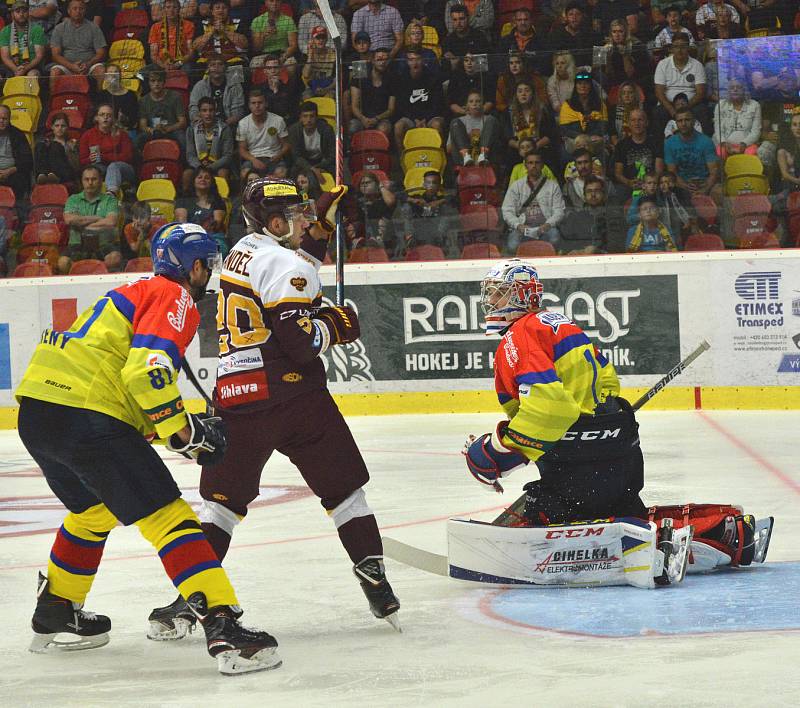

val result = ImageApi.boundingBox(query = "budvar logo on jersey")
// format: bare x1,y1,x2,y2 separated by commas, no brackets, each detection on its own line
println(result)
167,289,191,332
733,271,783,330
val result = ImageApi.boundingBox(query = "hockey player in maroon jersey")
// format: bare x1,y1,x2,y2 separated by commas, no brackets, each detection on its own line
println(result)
148,178,401,638
462,259,773,576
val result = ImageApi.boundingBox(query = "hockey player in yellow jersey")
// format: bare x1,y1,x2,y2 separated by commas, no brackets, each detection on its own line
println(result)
147,177,401,638
16,223,282,675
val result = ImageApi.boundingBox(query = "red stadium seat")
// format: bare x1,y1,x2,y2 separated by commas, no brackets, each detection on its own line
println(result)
456,165,497,188
16,244,60,269
51,74,90,97
459,206,500,233
351,170,389,189
139,161,182,189
45,108,84,140
31,183,69,206
730,194,771,242
0,185,15,208
142,139,181,163
351,129,390,154
460,242,501,259
111,28,145,43
737,232,780,249
125,257,154,272
405,245,446,261
114,9,149,31
349,151,392,175
70,259,109,275
165,72,190,91
13,262,53,277
348,247,389,263
516,240,557,257
459,186,500,211
49,94,91,128
684,233,725,251
691,194,718,226
22,221,64,246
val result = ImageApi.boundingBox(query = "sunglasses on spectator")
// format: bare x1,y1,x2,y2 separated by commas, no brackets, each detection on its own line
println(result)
575,72,591,81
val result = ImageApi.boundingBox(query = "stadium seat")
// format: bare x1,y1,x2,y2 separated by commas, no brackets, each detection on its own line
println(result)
724,154,764,178
215,176,230,199
737,232,780,249
724,174,770,196
405,245,446,261
3,76,39,96
141,126,183,156
403,167,430,193
2,94,41,132
401,148,446,174
348,247,389,263
0,185,18,231
13,262,53,277
137,179,177,220
349,151,392,175
421,25,441,58
351,129,390,154
351,170,389,190
516,240,557,257
165,72,190,110
114,9,149,32
0,185,15,208
139,161,182,189
70,259,109,275
117,58,146,81
730,194,771,242
31,183,69,206
691,194,718,226
403,127,442,151
16,244,60,270
111,27,144,43
45,108,84,139
460,242,501,259
456,165,497,188
109,39,145,61
51,74,90,97
306,96,335,129
22,221,64,246
49,94,91,128
684,233,725,251
459,186,499,211
125,257,154,272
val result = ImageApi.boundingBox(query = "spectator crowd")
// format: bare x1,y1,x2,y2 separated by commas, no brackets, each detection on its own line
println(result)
0,0,799,275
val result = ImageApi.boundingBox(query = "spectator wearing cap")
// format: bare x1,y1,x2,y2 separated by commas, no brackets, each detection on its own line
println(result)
345,30,372,64
237,87,291,181
48,0,106,93
558,69,608,156
188,53,245,127
546,2,600,68
0,1,47,78
351,0,404,61
192,0,248,67
250,0,298,69
298,4,348,57
302,26,336,98
441,4,489,72
147,0,196,75
654,32,710,136
443,0,493,38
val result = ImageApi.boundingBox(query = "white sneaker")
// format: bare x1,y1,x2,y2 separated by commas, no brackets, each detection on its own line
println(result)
476,153,489,165
462,154,474,166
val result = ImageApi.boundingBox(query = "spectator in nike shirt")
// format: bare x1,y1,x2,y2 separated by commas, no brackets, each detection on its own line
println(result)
392,49,446,148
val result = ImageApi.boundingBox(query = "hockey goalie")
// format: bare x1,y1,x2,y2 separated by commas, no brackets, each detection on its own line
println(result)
457,259,773,589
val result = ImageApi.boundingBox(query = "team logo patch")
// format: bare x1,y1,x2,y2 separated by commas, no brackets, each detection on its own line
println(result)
291,277,307,292
297,316,313,334
212,493,229,501
216,371,268,405
167,288,192,332
282,372,302,383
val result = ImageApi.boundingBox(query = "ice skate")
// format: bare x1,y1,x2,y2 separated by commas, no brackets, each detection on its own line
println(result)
751,516,774,564
654,518,693,586
354,556,401,631
29,572,111,653
147,595,197,641
186,592,282,675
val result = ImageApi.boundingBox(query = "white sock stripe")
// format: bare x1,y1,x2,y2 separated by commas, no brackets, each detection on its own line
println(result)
198,499,241,536
329,488,371,529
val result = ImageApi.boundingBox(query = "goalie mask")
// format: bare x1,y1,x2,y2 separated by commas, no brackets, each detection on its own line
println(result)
480,259,543,335
241,177,317,247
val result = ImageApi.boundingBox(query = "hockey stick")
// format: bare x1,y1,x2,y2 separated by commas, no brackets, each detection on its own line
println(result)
491,339,711,526
315,0,346,306
182,360,213,414
381,537,449,576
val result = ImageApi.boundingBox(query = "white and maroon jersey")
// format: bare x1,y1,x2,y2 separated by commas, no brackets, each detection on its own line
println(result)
214,232,330,411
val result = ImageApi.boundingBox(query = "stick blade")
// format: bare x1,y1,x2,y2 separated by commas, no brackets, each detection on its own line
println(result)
382,536,449,576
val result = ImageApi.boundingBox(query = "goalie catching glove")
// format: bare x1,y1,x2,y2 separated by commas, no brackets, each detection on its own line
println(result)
463,421,528,491
167,412,227,466
314,185,348,236
314,305,361,345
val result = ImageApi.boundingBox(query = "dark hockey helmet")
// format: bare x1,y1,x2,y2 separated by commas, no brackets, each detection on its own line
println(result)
242,177,317,245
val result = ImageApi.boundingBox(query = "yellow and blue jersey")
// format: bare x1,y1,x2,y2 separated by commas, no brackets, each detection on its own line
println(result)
16,276,199,439
494,310,620,461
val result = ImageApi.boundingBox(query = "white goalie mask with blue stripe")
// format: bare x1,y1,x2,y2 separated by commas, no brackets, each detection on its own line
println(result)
480,259,543,335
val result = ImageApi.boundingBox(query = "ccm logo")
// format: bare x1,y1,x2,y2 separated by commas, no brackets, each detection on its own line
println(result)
562,428,621,441
545,527,605,539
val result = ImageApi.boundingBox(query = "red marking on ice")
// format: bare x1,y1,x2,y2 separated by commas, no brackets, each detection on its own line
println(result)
694,386,702,410
698,411,800,497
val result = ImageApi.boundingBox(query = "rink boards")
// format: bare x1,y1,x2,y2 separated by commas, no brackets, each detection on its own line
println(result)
1,250,799,427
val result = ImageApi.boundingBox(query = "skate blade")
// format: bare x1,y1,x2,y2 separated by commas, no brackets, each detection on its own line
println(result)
29,631,109,653
146,617,194,641
216,647,282,676
753,517,774,564
383,611,402,633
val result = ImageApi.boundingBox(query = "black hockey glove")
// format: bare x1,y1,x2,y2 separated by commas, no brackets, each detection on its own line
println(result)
314,305,361,345
167,412,227,466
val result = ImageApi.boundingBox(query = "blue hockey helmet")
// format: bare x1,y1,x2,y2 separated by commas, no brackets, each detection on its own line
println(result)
151,222,221,281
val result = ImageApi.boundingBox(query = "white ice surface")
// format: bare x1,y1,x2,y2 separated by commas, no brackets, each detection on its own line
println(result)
1,411,799,707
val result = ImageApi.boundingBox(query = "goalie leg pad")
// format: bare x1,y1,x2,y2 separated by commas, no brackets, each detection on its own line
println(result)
329,488,372,529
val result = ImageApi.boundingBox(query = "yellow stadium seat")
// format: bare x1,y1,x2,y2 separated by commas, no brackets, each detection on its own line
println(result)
724,154,764,178
120,77,141,94
403,166,430,193
1,93,41,130
3,76,39,96
307,96,336,129
403,127,442,151
319,171,335,192
421,25,441,58
725,174,770,196
109,39,145,60
401,147,446,174
215,176,230,199
137,178,176,202
146,200,176,221
117,58,145,79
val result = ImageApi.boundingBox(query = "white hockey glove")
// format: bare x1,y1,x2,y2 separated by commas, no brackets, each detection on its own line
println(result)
167,412,227,466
